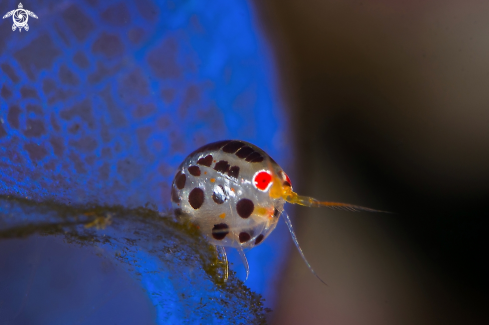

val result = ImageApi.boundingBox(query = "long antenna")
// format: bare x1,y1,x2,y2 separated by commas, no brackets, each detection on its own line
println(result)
287,194,390,213
282,209,328,286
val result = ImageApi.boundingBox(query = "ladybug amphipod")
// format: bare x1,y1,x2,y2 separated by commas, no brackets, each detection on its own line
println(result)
171,140,383,283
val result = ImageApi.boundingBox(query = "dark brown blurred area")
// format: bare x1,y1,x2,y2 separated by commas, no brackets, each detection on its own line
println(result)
253,1,489,324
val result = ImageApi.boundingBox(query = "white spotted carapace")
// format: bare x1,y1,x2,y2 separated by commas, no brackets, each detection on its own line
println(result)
171,140,384,284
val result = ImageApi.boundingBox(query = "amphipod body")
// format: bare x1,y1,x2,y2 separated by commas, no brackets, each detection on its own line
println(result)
171,140,383,283
171,140,286,247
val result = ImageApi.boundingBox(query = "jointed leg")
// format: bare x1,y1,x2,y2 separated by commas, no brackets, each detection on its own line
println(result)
237,245,250,281
216,245,228,282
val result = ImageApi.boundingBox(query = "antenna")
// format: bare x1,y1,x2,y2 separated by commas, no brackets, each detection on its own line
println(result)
282,209,328,285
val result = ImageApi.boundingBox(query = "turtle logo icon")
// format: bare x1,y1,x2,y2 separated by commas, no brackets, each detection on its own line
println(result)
2,3,38,32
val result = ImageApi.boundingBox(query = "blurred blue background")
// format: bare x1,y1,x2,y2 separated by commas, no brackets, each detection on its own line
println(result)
0,0,292,323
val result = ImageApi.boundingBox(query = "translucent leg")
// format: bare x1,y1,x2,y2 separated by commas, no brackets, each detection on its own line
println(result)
216,245,228,282
282,209,328,285
237,246,250,282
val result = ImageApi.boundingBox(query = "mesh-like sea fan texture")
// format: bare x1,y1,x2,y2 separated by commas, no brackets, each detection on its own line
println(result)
0,0,291,320
0,196,268,324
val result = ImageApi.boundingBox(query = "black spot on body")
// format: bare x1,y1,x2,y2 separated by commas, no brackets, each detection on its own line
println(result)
212,223,229,240
222,141,245,153
255,234,265,245
236,146,254,159
189,188,204,209
175,172,186,189
197,155,213,167
212,185,227,204
236,199,254,218
188,165,201,176
250,156,264,163
239,232,251,243
245,152,263,162
283,181,291,187
274,208,281,218
214,160,230,174
227,166,240,179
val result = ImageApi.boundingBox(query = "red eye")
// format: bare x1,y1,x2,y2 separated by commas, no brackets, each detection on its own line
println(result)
253,170,273,191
